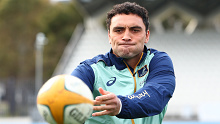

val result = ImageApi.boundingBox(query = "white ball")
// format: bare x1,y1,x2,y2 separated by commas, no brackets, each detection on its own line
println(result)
37,75,93,124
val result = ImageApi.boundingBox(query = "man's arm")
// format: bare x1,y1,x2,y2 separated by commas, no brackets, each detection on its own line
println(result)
118,52,175,118
71,61,95,92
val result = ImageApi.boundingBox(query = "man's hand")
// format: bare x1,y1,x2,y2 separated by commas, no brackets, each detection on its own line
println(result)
92,87,121,116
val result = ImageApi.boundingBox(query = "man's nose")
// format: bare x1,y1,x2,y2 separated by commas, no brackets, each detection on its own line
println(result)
122,30,131,41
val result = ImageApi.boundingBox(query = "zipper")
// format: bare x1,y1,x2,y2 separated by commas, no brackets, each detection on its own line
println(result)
123,52,143,93
123,62,137,93
123,53,143,124
131,119,135,124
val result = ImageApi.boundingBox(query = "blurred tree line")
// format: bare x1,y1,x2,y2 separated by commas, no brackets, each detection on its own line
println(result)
0,0,83,82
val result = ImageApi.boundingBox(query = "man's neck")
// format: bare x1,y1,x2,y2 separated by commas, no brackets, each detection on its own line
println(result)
124,53,143,69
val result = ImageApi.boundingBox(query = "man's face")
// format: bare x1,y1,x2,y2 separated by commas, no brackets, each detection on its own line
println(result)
108,14,149,59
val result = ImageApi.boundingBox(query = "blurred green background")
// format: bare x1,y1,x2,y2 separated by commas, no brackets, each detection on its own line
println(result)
0,0,83,116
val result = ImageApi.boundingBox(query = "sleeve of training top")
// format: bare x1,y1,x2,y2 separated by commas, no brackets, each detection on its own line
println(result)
71,61,95,92
116,52,175,119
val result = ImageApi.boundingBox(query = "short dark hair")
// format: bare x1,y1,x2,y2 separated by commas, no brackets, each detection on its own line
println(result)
106,2,149,32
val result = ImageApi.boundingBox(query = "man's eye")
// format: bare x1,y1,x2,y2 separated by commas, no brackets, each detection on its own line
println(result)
133,29,140,32
115,29,122,32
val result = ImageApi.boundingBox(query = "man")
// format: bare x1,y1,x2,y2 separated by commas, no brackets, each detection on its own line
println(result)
71,2,175,124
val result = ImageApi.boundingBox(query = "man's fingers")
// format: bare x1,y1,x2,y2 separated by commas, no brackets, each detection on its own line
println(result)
92,110,109,116
92,106,112,116
98,87,110,95
93,104,114,111
93,100,110,105
92,87,121,116
95,95,110,101
92,109,115,116
98,87,106,95
95,93,115,101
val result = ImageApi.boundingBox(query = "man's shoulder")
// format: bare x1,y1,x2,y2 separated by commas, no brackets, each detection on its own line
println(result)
147,48,173,68
81,52,110,66
146,48,172,66
147,48,169,57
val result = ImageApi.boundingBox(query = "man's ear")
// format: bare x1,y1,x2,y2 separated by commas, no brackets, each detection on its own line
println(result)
108,30,111,44
145,30,150,44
